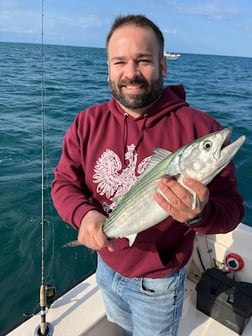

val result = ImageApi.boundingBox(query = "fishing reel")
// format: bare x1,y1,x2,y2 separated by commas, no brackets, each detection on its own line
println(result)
44,285,56,308
33,284,56,336
24,285,56,335
24,284,56,317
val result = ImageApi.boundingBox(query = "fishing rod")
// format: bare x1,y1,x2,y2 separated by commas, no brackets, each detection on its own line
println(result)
34,1,54,335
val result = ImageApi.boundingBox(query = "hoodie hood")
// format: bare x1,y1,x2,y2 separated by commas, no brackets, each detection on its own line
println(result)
108,85,188,123
107,85,189,154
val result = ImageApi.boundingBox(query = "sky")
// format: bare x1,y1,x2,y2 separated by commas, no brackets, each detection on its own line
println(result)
0,0,252,57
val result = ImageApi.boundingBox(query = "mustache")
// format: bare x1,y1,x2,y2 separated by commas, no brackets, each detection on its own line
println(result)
119,76,148,88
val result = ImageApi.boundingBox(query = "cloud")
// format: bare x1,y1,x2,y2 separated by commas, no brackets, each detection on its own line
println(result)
0,1,41,35
45,14,102,31
41,14,104,45
157,0,240,21
236,18,252,31
182,1,239,21
78,15,103,29
163,28,177,35
0,0,104,45
0,10,40,35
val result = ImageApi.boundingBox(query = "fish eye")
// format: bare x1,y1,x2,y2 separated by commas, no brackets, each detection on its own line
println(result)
203,140,212,150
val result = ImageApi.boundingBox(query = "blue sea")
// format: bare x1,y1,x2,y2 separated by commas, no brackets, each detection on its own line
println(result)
0,42,251,334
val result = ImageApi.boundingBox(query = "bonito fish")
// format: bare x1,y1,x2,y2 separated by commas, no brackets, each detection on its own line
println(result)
63,128,245,248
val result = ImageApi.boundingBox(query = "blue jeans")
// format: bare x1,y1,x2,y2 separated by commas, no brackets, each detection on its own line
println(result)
96,255,186,336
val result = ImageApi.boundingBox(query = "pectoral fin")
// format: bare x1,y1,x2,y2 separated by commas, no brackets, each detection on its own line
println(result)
126,233,138,247
178,176,200,210
191,190,199,210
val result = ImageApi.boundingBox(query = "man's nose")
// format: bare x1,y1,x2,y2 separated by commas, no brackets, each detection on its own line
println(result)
124,60,139,78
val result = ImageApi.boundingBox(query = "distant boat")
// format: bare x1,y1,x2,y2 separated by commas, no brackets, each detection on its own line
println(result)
164,51,181,60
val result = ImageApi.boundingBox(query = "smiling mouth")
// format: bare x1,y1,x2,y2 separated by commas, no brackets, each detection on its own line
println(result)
120,76,146,89
122,84,143,93
124,84,142,89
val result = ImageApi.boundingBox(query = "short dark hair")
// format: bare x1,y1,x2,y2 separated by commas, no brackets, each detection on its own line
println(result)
106,15,164,59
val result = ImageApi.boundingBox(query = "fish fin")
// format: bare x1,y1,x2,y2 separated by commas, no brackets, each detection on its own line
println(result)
157,187,170,202
154,147,172,159
178,176,199,210
126,233,138,247
184,187,200,210
194,194,201,210
191,190,197,210
142,148,172,176
62,240,81,248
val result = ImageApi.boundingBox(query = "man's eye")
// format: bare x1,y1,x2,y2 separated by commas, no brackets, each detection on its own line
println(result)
113,61,124,65
139,59,151,64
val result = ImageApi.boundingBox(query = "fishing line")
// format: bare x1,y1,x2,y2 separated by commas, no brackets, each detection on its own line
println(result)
41,0,45,293
34,1,54,335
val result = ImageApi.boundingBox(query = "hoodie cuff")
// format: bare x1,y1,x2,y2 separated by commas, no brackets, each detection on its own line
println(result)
72,204,99,229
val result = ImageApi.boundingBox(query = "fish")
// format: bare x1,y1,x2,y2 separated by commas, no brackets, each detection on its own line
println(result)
61,240,83,248
63,128,245,248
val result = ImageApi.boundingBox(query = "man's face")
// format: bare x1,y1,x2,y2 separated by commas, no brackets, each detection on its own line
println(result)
107,25,167,115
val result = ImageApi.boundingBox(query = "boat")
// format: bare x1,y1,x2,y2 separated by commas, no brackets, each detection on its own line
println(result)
5,221,252,336
164,51,181,60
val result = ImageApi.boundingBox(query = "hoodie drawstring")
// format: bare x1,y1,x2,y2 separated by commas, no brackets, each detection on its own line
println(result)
123,113,129,162
122,113,149,162
135,113,148,152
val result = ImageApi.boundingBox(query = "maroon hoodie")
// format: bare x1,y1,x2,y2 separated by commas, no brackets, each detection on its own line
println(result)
51,85,244,278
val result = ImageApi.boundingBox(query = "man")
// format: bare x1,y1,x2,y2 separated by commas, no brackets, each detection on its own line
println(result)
51,15,244,336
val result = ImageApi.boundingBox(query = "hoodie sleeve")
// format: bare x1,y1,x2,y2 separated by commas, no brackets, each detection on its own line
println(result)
51,117,99,229
188,160,244,234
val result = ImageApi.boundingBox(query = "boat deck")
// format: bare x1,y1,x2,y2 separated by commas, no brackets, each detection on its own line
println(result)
5,224,252,335
6,273,252,336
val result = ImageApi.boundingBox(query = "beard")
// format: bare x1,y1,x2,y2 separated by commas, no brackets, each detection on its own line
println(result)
109,73,164,110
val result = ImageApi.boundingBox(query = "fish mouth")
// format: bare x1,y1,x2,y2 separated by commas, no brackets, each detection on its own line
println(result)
222,128,232,148
218,128,245,164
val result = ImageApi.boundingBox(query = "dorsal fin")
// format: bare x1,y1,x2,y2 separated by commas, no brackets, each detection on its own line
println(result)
141,148,172,176
154,147,172,158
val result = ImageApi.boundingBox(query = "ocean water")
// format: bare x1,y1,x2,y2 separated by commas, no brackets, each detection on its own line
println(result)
0,42,251,334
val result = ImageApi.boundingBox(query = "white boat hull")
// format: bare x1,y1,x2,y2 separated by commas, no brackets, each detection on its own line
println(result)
164,52,181,60
6,223,252,336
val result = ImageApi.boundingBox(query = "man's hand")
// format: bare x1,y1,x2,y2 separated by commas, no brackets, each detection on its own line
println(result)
78,210,115,251
153,176,209,223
